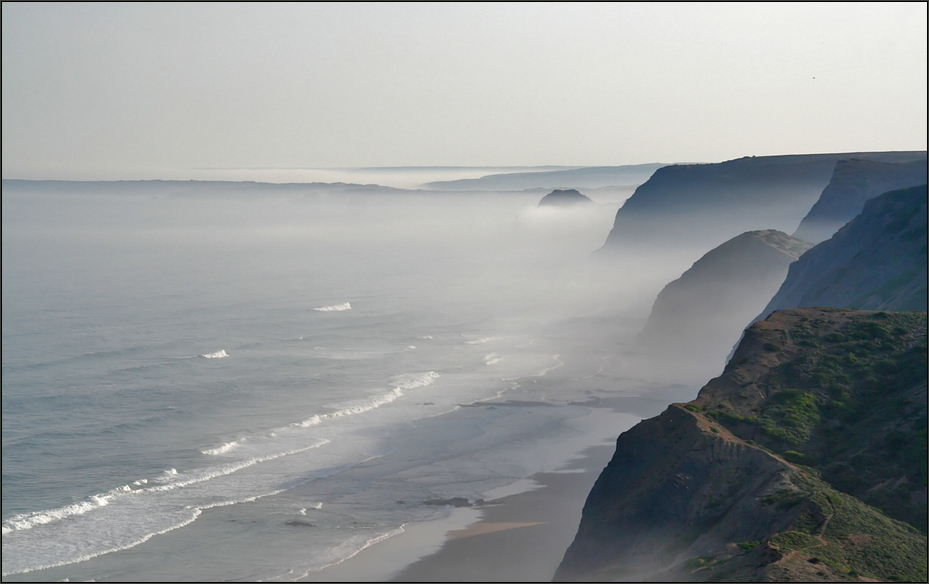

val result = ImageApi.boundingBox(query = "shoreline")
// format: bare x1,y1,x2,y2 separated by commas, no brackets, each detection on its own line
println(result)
303,442,616,582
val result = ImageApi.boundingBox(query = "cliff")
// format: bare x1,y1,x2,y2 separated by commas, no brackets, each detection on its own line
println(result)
639,230,811,374
759,184,928,320
595,152,924,258
556,308,928,582
793,157,928,244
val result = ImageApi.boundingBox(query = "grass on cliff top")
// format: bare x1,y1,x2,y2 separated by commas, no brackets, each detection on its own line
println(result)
765,475,927,583
683,472,927,583
707,310,928,533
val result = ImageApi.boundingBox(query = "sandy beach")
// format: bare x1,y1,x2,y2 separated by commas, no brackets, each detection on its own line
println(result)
303,443,616,582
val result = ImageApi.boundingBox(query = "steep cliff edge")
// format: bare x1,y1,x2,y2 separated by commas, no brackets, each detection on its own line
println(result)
595,152,922,258
793,157,927,244
639,230,811,376
759,184,928,321
556,308,927,582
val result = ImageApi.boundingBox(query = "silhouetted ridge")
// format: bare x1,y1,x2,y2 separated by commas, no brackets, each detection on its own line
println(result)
639,230,811,374
595,151,924,258
793,157,928,243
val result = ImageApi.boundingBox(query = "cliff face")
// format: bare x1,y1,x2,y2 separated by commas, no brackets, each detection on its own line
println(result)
596,152,923,257
639,230,811,374
556,308,928,582
793,157,928,244
759,184,928,320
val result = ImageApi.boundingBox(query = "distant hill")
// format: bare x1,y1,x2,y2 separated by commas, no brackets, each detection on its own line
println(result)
538,189,594,207
0,179,409,198
639,230,811,374
421,164,666,191
793,157,928,243
595,152,925,259
556,308,928,582
759,184,928,320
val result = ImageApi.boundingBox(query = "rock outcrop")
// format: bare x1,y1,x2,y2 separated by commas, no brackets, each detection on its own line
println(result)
759,184,928,321
556,308,928,582
793,157,927,244
538,189,594,207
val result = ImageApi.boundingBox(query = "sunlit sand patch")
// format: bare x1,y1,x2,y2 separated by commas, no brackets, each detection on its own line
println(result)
447,521,545,539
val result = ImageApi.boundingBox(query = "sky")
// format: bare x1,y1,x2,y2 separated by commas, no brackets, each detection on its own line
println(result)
2,2,927,181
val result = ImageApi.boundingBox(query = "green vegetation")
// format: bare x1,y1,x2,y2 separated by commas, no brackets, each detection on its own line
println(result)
712,310,928,533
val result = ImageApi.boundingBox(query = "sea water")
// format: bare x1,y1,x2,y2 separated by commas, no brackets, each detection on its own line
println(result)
2,181,687,581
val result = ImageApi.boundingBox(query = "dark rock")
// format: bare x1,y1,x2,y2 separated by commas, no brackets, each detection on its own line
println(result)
595,151,924,259
537,189,593,207
793,157,927,244
423,497,471,508
758,184,928,320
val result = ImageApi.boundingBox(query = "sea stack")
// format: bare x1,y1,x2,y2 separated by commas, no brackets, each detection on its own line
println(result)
538,189,593,207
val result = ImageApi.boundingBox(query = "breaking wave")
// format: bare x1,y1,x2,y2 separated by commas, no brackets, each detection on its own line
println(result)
314,302,351,312
201,349,229,359
292,372,439,428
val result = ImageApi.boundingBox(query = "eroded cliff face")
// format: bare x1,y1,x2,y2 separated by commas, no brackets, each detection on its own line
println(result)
793,157,928,244
595,151,923,259
556,308,927,582
760,184,928,320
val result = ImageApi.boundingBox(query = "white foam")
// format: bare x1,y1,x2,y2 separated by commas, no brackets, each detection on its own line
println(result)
2,497,108,535
484,353,503,365
201,350,229,359
537,354,564,376
326,388,404,418
465,336,498,345
314,302,351,312
300,372,439,423
390,371,439,391
3,442,328,537
293,415,321,428
202,440,240,456
288,525,408,580
140,441,329,494
1,508,204,576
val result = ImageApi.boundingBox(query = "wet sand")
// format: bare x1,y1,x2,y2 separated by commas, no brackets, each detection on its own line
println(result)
304,444,615,582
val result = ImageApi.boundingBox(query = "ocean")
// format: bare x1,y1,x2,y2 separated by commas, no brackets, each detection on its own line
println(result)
1,179,694,581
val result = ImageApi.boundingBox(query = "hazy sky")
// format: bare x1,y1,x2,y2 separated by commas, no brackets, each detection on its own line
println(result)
3,3,927,180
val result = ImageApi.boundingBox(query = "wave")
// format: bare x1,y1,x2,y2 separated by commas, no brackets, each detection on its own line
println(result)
202,440,241,456
201,349,229,359
314,302,351,312
2,493,113,535
1,441,329,537
484,353,503,365
465,336,499,345
1,508,204,576
536,354,564,376
286,525,408,580
289,372,439,429
390,371,440,391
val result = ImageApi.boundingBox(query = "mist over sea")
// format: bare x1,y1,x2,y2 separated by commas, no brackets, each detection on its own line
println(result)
1,176,697,581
